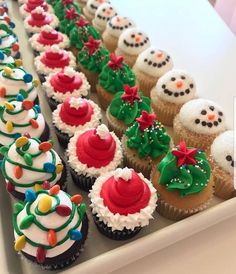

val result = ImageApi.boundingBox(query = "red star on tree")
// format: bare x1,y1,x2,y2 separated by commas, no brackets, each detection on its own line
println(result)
136,111,156,131
172,141,198,167
85,36,101,55
121,85,140,104
62,0,73,4
107,53,124,70
75,16,89,27
65,7,78,20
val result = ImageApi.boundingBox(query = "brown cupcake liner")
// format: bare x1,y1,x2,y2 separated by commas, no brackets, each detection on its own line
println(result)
115,48,137,67
106,108,127,139
102,31,118,53
77,63,98,93
53,125,70,149
96,84,114,110
82,8,94,23
69,46,79,57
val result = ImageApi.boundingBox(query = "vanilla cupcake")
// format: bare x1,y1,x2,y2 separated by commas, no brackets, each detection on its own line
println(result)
133,48,173,97
151,70,197,126
115,28,151,67
83,0,110,23
20,0,53,19
78,0,88,10
210,130,235,199
173,99,227,152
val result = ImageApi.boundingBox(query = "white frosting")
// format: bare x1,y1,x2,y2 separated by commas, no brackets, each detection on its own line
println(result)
0,53,15,69
19,3,53,19
117,28,150,55
0,33,16,49
105,16,135,38
179,98,227,135
114,167,132,181
92,3,117,33
89,170,157,231
211,130,234,175
34,51,76,75
135,47,173,78
85,0,110,15
52,99,102,137
67,126,123,177
14,190,83,258
43,70,90,102
96,124,109,139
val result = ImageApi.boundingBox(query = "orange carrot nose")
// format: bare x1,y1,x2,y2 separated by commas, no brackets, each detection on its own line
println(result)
207,113,215,121
98,0,104,3
116,16,120,22
156,51,163,59
176,80,183,89
135,35,141,42
106,9,111,15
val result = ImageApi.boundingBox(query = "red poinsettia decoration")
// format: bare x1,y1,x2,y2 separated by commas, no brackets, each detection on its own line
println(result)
172,141,198,167
121,85,140,105
107,53,124,70
136,111,156,131
85,36,101,55
62,0,73,4
65,7,78,20
75,16,89,27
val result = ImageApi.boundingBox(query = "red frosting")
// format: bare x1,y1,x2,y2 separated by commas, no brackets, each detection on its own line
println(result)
28,11,53,27
40,50,70,69
100,170,151,215
37,30,63,46
24,0,49,13
76,129,116,168
59,98,93,126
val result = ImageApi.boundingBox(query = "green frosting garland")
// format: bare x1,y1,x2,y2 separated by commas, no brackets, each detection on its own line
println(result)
54,1,80,21
0,24,18,53
158,148,211,197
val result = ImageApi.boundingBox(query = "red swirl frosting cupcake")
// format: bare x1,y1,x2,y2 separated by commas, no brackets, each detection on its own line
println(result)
89,167,157,240
20,0,53,18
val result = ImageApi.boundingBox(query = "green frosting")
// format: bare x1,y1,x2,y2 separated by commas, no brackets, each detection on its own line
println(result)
54,1,80,21
109,91,151,125
158,149,211,197
126,120,171,159
46,0,58,6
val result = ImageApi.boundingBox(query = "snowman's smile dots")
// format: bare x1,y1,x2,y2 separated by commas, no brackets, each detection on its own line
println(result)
144,54,171,68
124,36,149,48
194,105,223,127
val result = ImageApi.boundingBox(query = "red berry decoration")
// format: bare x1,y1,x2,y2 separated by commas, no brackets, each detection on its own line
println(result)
12,43,19,52
71,194,82,205
121,85,140,104
47,229,57,247
23,132,31,138
36,247,46,263
108,53,124,71
136,111,156,131
22,100,34,110
65,7,78,20
75,16,89,27
172,141,198,167
30,119,39,128
56,205,72,216
49,185,60,195
38,141,53,153
0,87,6,97
14,166,23,179
42,180,50,189
85,36,101,55
6,182,15,192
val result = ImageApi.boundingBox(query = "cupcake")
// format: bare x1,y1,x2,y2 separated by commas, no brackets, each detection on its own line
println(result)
0,12,16,29
29,25,70,55
83,0,110,23
34,45,76,83
0,98,49,146
115,28,151,67
0,66,39,104
58,6,81,36
89,167,157,240
133,48,174,98
92,3,117,34
96,52,136,110
102,15,135,53
122,110,171,178
151,70,197,126
106,84,151,138
77,36,109,93
0,49,20,69
67,124,123,192
54,0,80,21
210,130,235,199
24,7,59,35
53,97,102,148
13,186,88,269
151,141,214,220
43,67,90,111
77,0,87,10
173,98,227,152
1,136,67,200
20,0,53,19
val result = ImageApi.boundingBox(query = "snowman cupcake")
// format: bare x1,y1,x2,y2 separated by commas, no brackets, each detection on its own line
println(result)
92,3,117,34
210,130,235,199
173,98,227,152
20,0,53,19
102,15,135,53
133,48,174,97
83,0,110,23
151,70,197,126
115,28,151,67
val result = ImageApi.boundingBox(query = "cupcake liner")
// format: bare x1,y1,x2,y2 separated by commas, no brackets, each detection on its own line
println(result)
115,48,137,67
69,46,79,57
102,31,118,53
34,96,40,106
53,125,70,149
82,8,94,23
32,49,40,57
47,96,58,112
96,84,114,110
106,108,127,138
37,73,46,84
77,63,98,93
39,122,50,142
92,213,141,240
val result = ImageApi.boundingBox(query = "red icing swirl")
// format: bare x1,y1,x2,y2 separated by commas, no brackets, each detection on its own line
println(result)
28,11,53,27
100,170,151,215
41,50,70,69
37,30,63,46
59,98,93,126
24,0,49,13
50,70,82,93
76,129,116,168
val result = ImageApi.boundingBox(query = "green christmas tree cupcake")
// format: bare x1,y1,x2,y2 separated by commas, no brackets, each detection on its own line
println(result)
96,53,136,110
54,0,80,21
106,84,151,138
122,110,171,178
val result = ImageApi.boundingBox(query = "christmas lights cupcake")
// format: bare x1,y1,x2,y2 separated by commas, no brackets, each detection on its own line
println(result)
89,167,157,240
1,137,67,200
151,141,214,220
151,70,197,126
29,25,70,55
115,28,151,67
102,15,135,53
54,0,80,21
20,0,53,19
210,130,235,199
133,48,174,97
53,97,102,148
92,3,117,34
13,186,88,269
24,7,59,35
0,66,39,104
0,49,18,70
122,111,171,178
106,85,151,138
67,124,123,192
34,45,76,83
173,99,227,152
96,53,136,110
77,36,109,93
83,0,110,23
58,6,80,36
43,67,90,111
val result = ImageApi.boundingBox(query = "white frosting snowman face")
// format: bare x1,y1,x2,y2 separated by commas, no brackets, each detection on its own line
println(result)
118,28,150,55
156,69,196,104
106,16,135,38
86,0,110,15
94,3,117,30
135,47,173,78
179,98,226,135
211,130,234,175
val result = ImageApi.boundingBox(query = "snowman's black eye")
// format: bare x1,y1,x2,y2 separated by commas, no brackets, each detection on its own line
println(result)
201,110,207,115
218,111,223,116
171,77,175,81
181,76,186,80
131,34,135,38
102,8,105,11
190,83,194,88
138,32,142,35
209,106,215,111
226,155,232,161
150,50,155,54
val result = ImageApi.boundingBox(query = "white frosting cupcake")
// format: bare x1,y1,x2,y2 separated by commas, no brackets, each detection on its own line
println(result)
84,0,110,19
105,15,135,38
